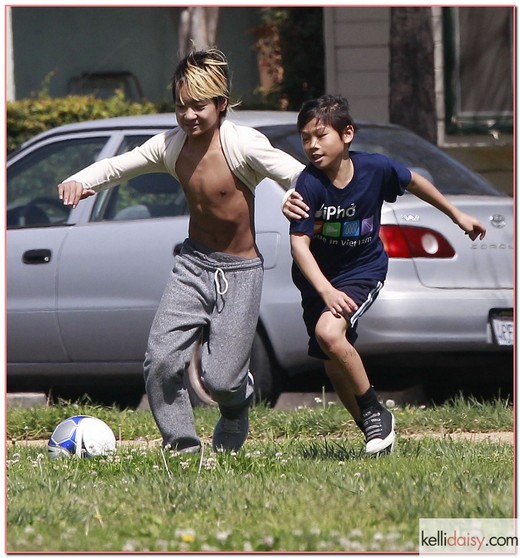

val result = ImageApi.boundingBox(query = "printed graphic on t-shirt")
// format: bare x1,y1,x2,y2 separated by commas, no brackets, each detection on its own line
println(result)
315,203,374,247
342,221,360,237
361,216,374,235
323,222,341,238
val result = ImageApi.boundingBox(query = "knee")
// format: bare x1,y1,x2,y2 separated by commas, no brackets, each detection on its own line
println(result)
202,368,245,406
203,375,237,404
315,322,348,357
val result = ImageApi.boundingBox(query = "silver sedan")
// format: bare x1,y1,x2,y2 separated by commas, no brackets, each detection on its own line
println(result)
7,112,513,405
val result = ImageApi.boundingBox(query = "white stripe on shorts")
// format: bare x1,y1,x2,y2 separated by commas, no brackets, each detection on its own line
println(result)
349,281,383,328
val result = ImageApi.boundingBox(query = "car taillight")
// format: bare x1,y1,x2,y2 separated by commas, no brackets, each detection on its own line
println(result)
379,225,455,258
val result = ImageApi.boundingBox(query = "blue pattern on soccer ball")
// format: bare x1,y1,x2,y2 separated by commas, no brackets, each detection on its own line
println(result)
48,415,89,456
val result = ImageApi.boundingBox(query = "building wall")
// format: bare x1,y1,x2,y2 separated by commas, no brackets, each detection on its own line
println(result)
324,7,391,122
6,9,15,100
9,6,262,105
323,7,443,126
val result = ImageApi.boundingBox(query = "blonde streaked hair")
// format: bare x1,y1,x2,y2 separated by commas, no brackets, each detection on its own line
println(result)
172,47,239,115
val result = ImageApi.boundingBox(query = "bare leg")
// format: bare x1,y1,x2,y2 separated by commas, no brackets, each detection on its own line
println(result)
315,311,395,454
316,311,370,422
315,311,370,387
323,359,362,422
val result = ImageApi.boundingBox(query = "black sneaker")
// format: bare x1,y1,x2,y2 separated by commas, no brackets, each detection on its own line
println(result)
361,406,395,455
212,405,249,452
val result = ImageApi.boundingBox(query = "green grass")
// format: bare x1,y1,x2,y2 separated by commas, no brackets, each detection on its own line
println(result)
6,394,513,442
6,396,514,552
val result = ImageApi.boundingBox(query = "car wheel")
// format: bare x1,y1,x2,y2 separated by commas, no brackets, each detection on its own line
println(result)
187,330,282,407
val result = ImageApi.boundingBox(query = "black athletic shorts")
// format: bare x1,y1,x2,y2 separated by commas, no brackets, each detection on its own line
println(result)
299,279,383,360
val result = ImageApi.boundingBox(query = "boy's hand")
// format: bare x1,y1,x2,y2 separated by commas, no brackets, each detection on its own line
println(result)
456,212,487,241
323,287,358,319
283,190,309,220
57,181,96,208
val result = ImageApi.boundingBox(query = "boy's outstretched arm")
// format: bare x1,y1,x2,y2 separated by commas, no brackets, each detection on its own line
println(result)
290,233,358,319
407,171,487,241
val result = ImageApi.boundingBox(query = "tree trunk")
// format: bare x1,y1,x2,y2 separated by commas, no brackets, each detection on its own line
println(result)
389,7,437,143
177,7,220,59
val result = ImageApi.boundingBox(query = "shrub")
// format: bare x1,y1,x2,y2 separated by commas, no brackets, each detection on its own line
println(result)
7,90,171,153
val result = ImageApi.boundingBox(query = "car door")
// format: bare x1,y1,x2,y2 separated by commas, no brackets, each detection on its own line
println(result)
7,134,112,364
56,132,190,363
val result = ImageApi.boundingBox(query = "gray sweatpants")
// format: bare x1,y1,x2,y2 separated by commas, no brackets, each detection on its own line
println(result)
144,239,264,450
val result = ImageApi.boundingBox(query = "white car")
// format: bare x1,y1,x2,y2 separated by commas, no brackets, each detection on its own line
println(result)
7,112,513,405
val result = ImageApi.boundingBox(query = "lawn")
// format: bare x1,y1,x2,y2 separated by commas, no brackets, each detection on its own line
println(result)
6,396,514,553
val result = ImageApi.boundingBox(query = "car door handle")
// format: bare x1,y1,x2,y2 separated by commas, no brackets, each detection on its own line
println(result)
173,243,183,256
23,249,52,264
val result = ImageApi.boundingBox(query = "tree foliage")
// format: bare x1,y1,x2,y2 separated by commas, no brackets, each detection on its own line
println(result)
251,7,325,111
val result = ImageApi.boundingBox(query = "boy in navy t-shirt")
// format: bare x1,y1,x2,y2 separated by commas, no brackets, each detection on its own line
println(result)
287,95,486,455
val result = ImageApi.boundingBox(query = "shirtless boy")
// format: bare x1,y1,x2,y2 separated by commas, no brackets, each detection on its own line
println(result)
57,48,304,453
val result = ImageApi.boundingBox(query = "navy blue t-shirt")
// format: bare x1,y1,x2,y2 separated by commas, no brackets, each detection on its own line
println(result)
290,151,411,291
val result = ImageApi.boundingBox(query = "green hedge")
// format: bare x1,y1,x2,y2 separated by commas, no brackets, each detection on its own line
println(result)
7,90,171,153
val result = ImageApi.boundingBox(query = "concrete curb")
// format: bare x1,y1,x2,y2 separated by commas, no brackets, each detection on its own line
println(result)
7,392,48,409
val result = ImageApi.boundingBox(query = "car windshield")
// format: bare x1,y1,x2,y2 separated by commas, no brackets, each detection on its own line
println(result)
260,124,504,197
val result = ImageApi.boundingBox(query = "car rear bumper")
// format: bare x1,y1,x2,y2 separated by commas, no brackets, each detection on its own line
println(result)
355,287,513,354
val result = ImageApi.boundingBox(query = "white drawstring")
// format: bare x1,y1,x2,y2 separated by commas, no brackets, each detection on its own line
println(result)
214,268,229,296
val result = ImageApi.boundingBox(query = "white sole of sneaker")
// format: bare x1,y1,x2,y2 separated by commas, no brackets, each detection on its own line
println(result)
365,413,395,455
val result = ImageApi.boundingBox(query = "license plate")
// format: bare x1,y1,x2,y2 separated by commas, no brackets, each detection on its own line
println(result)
489,309,514,346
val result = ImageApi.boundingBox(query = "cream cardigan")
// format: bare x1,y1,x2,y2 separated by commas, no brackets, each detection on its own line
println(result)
65,119,304,195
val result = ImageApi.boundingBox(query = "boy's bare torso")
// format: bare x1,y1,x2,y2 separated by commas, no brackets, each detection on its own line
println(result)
176,132,258,259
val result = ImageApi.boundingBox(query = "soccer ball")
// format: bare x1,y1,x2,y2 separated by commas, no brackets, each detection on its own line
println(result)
48,415,116,459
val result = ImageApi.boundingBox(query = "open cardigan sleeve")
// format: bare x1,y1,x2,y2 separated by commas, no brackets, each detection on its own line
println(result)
63,128,183,192
219,120,304,194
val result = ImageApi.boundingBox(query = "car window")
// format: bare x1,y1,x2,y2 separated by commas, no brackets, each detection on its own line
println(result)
7,137,107,228
352,126,503,197
92,135,188,222
261,124,503,197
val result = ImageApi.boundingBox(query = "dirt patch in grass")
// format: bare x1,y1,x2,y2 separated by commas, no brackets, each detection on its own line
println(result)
8,430,514,449
401,430,514,444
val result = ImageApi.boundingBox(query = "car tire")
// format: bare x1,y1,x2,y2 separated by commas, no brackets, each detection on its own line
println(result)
187,330,283,407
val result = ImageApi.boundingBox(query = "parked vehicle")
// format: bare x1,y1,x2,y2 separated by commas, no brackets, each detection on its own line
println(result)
7,112,513,405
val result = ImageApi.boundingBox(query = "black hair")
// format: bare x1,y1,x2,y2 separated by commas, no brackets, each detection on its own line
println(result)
297,95,357,136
